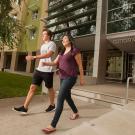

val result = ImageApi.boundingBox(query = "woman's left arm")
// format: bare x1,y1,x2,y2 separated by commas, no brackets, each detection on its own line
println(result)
75,53,85,85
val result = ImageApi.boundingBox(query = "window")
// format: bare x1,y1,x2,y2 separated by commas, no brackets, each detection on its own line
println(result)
32,10,38,20
81,51,94,76
15,0,21,5
107,0,135,33
13,13,17,20
106,50,122,79
29,29,36,40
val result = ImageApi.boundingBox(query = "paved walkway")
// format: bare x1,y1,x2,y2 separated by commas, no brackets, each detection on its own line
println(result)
0,95,111,135
2,71,135,134
64,101,135,135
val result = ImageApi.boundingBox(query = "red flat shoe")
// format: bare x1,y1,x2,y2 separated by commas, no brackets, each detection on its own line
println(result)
69,114,79,120
42,128,56,134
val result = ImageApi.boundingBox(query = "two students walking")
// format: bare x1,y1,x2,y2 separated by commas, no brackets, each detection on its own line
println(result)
13,29,85,134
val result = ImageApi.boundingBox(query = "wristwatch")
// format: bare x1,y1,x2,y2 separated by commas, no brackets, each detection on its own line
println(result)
33,56,37,59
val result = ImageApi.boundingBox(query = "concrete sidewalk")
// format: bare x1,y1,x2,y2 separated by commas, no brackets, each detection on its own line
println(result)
64,101,135,135
0,95,111,135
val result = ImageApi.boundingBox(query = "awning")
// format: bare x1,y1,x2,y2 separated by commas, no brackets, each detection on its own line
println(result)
107,31,135,53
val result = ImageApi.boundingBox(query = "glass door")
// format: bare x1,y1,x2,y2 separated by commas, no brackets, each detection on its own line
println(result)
81,51,93,76
127,54,133,77
127,54,135,78
106,50,123,80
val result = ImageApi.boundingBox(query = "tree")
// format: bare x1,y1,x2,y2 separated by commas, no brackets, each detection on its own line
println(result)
0,0,23,70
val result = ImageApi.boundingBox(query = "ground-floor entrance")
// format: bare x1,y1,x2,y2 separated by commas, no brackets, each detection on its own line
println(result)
106,50,123,81
105,50,135,83
126,53,135,83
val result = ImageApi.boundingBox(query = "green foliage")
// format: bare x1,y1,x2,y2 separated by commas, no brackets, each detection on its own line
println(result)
0,0,23,50
0,71,41,99
0,0,13,20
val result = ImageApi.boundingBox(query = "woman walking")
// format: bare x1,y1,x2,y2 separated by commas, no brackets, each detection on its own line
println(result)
42,34,85,134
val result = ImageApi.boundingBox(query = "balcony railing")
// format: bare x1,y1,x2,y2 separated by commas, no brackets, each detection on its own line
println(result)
45,1,96,20
46,8,96,28
53,20,96,34
48,0,76,12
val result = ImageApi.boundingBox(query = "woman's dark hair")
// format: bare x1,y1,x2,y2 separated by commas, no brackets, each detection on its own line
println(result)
60,34,74,54
42,28,53,40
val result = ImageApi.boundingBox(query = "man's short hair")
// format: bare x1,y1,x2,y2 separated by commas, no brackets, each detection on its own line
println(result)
42,28,53,39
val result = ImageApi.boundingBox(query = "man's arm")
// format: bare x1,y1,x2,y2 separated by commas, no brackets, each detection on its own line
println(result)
42,55,59,66
33,51,54,59
26,50,54,61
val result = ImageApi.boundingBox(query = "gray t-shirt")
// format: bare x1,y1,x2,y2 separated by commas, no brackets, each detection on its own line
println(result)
37,41,56,72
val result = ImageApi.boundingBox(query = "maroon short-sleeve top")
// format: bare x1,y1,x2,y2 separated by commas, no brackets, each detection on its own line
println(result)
58,48,80,79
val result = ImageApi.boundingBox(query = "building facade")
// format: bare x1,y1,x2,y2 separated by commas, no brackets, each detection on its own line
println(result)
0,0,135,84
0,0,47,73
44,0,135,84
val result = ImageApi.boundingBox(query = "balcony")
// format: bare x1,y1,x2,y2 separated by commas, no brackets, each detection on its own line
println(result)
45,0,96,20
53,20,96,34
48,0,75,12
46,8,96,28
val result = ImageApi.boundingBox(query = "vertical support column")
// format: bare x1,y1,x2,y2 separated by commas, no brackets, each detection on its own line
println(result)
0,51,5,71
132,55,135,83
93,0,108,83
121,51,124,80
26,52,32,73
34,51,40,68
10,51,18,71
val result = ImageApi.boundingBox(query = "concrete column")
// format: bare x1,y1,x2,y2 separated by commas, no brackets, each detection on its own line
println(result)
26,52,32,73
0,51,5,71
132,55,135,83
10,51,18,71
93,0,108,83
34,51,40,68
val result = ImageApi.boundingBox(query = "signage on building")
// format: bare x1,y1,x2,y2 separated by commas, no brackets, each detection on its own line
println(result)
110,36,135,44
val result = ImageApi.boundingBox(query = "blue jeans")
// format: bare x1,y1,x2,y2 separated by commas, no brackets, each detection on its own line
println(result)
51,77,78,128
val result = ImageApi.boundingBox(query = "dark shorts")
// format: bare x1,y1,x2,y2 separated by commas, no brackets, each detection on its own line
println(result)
32,70,54,89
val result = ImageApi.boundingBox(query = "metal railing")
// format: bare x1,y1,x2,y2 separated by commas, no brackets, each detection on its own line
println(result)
125,76,135,104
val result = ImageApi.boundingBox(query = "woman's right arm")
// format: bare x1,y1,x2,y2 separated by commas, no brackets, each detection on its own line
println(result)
75,53,85,85
42,55,60,66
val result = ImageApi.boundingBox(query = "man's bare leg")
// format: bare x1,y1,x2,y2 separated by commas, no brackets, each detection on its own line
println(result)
23,84,37,109
45,88,55,112
13,84,37,113
48,88,55,106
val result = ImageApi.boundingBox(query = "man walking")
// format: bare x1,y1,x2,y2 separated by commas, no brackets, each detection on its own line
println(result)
13,28,56,114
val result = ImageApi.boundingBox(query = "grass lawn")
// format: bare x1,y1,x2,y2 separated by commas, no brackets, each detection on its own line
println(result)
0,71,41,99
